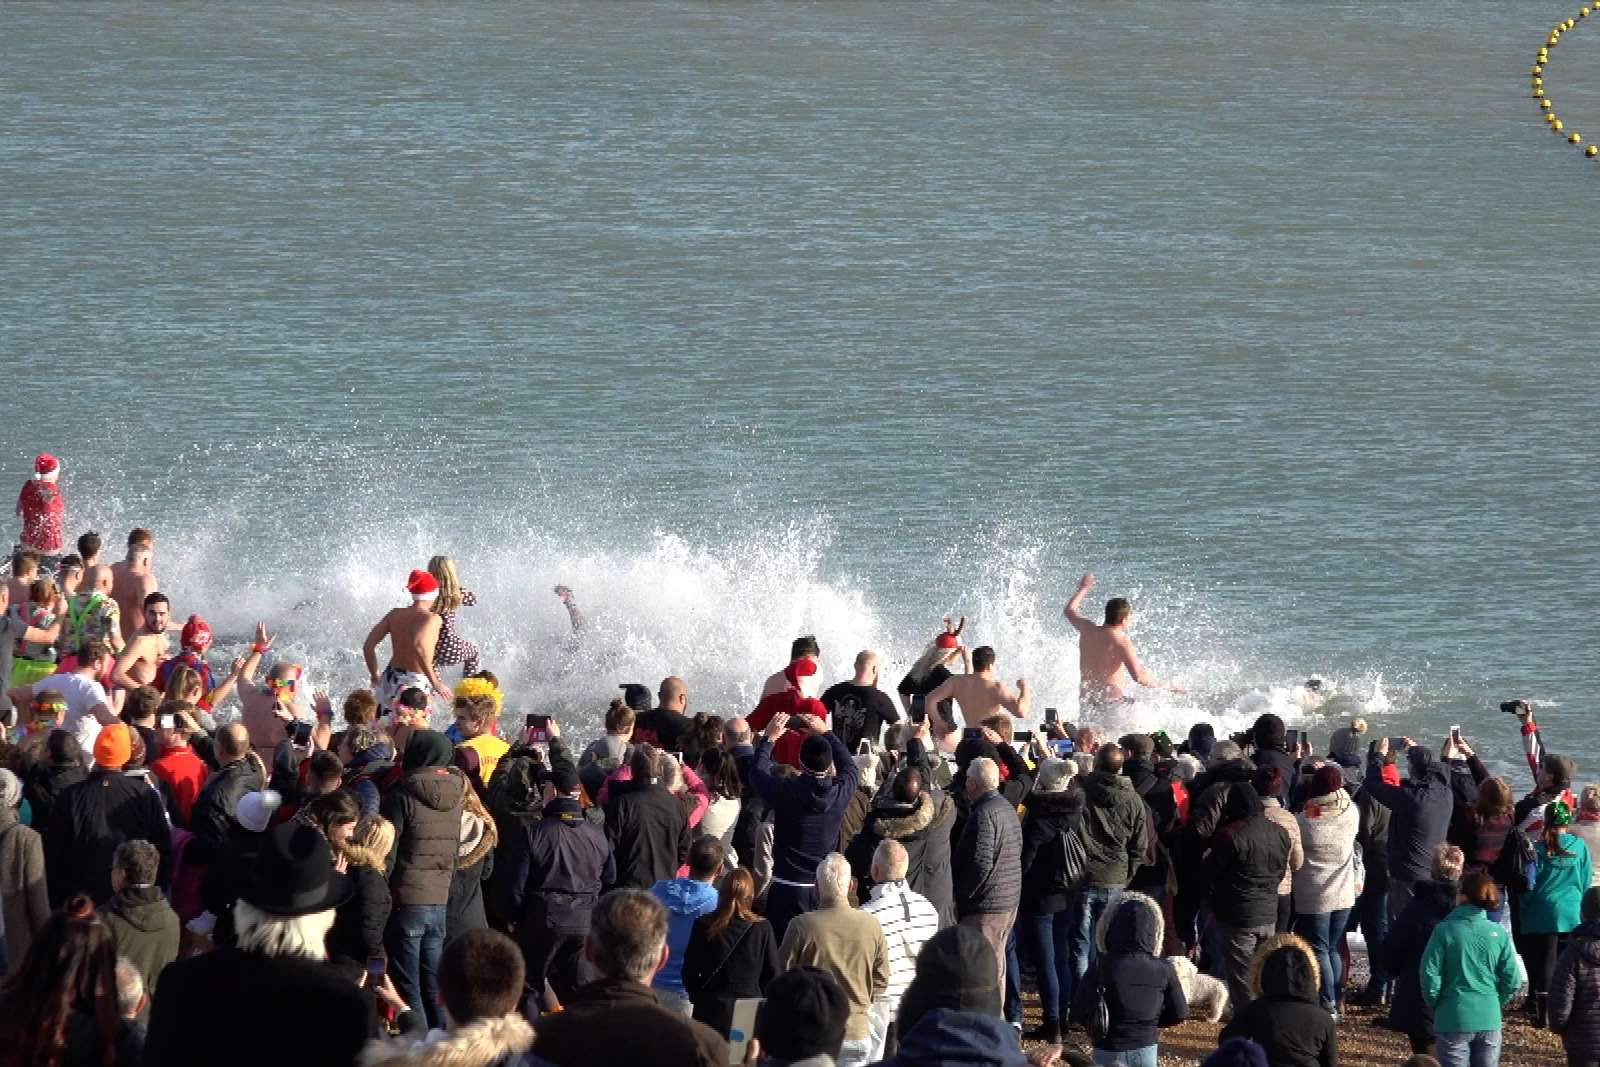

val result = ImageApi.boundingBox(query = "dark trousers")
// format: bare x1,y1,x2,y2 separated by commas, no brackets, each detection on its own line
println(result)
764,882,819,945
1520,932,1566,1000
519,925,588,1018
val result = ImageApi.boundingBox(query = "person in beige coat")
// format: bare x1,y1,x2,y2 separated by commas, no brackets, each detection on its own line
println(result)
1255,765,1304,932
779,852,889,1067
0,768,49,975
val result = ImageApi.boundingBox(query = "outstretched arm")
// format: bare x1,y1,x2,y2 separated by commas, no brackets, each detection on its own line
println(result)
1064,573,1095,632
1120,640,1186,694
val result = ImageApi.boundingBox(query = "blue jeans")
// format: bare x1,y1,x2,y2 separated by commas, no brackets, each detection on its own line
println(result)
387,904,448,1029
1352,882,1390,990
1294,908,1352,1011
1004,925,1023,1025
1030,909,1075,1023
1434,1030,1503,1067
1091,1046,1158,1067
1068,886,1120,984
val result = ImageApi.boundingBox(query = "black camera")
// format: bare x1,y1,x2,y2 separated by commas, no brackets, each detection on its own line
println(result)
1500,700,1529,715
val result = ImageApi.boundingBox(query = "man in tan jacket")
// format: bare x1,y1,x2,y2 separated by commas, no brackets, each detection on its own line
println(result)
779,852,889,1067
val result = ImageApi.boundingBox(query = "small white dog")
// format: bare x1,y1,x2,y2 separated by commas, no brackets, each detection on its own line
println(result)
1167,955,1229,1022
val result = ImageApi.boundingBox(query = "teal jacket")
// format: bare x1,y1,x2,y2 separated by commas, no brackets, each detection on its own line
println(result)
1519,833,1593,934
1420,905,1521,1034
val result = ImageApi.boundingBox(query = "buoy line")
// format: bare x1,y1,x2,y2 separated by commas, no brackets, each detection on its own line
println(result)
1534,7,1600,156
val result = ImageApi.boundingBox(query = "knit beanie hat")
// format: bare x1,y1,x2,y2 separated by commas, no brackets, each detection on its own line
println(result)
0,769,21,810
896,925,1001,1037
1310,764,1344,798
93,722,133,769
404,729,455,771
755,965,848,1062
237,789,283,833
800,734,833,775
1252,713,1287,751
1035,758,1076,793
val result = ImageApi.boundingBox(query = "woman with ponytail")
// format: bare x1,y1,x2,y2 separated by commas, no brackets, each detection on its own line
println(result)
1518,800,1593,1027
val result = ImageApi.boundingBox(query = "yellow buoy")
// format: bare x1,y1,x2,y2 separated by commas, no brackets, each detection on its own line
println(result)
1543,98,1554,109
1536,89,1545,98
1587,144,1597,156
1535,65,1544,74
1554,120,1565,132
1571,133,1582,144
1583,7,1591,16
1548,113,1560,125
1535,77,1543,86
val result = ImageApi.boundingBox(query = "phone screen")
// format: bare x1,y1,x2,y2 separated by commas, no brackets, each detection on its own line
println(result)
1450,724,1463,741
1285,729,1301,750
962,726,983,741
290,721,312,746
366,957,385,980
1012,730,1031,743
159,714,175,730
1044,706,1059,725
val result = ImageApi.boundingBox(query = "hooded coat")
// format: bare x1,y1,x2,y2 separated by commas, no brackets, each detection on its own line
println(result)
875,1008,1030,1067
100,884,180,1016
1363,752,1454,886
1551,920,1600,1063
886,925,1027,1067
952,789,1022,917
504,796,615,935
1018,788,1086,915
1077,771,1150,889
1218,934,1336,1067
1381,877,1456,1044
845,788,956,927
652,877,721,995
22,739,86,829
1068,891,1186,1051
358,1013,537,1067
329,844,393,970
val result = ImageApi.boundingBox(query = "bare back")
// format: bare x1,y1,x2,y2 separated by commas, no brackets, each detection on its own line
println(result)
936,672,1023,728
110,562,157,642
1077,623,1133,702
382,604,442,674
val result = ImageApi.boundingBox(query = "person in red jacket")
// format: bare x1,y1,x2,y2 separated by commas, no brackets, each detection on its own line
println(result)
748,658,829,768
16,453,65,561
149,703,209,827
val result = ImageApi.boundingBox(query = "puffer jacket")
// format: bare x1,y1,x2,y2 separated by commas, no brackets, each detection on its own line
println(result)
1205,789,1291,929
358,1012,537,1067
1077,771,1150,889
1364,752,1454,886
1068,891,1186,1051
1219,934,1336,1067
1018,788,1087,915
1293,788,1361,915
845,788,956,927
328,847,392,970
189,757,264,848
952,789,1022,917
446,788,498,942
1551,922,1600,1062
1382,877,1456,1043
382,765,468,907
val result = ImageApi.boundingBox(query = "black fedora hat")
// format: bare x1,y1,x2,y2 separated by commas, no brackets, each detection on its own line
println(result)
243,822,353,917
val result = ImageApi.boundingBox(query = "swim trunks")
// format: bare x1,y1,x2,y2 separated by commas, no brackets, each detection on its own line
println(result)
377,665,431,719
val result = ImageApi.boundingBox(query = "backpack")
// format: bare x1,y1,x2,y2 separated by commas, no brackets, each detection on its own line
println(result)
1057,823,1089,888
1496,827,1539,893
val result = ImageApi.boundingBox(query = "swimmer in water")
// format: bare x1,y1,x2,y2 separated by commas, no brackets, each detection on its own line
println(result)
110,529,159,644
1064,572,1187,706
922,644,1029,750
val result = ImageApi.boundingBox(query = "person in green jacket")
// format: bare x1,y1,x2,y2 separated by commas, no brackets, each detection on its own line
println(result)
1420,871,1521,1067
1518,800,1593,1027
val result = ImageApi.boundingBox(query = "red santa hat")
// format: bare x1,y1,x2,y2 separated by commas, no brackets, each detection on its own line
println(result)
782,657,819,689
407,569,440,601
180,615,214,653
935,632,960,650
33,453,60,482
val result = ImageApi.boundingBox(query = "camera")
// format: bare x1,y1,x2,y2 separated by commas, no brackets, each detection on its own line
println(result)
1500,700,1529,715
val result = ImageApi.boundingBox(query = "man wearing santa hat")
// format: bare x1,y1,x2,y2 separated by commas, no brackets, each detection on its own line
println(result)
760,634,822,699
362,568,455,716
16,453,65,567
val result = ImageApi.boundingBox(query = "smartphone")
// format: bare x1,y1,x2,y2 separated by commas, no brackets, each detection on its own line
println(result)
1050,737,1075,757
962,726,983,742
1285,729,1302,750
526,713,551,730
857,739,872,756
159,714,175,730
365,956,386,981
1044,706,1059,725
1389,736,1411,752
909,693,927,724
524,713,551,747
290,721,312,746
1500,700,1527,715
1013,730,1031,743
1450,724,1463,743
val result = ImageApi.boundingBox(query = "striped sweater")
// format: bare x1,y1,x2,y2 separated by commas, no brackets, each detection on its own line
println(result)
861,879,941,1002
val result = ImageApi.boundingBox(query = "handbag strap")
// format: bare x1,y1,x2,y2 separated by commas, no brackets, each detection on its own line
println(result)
699,921,755,989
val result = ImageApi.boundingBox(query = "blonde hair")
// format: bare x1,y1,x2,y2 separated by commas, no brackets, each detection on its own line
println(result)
905,641,960,685
1431,843,1466,883
455,675,503,716
427,555,464,615
347,814,396,870
166,664,204,703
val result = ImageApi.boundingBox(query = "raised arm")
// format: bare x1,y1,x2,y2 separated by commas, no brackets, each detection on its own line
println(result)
1001,678,1031,719
1064,572,1095,633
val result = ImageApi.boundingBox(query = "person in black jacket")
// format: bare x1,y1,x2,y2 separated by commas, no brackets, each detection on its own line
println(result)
1018,758,1084,1043
1249,713,1298,805
1365,738,1454,925
605,744,690,891
845,761,957,928
1205,785,1291,1010
1069,891,1187,1061
748,711,861,943
188,724,264,848
506,765,615,1017
21,728,85,832
45,723,171,906
1381,843,1462,1054
953,757,1022,995
1218,934,1337,1067
327,812,394,979
682,866,781,1036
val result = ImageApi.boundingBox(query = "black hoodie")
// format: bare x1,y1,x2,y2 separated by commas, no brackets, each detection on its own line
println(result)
1220,934,1336,1067
1069,892,1186,1050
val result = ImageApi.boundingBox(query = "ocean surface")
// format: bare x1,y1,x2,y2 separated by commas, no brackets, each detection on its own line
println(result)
3,2,1596,785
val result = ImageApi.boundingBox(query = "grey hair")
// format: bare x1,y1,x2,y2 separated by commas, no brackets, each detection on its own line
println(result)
872,840,909,883
588,889,669,982
234,899,336,960
816,852,852,905
1209,740,1243,766
660,758,684,793
114,958,144,1017
969,756,1000,792
723,718,752,746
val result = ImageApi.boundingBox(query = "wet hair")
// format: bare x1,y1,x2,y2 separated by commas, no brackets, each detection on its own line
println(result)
439,929,524,1023
142,591,169,610
971,646,996,672
605,698,636,735
1104,598,1131,626
426,555,464,615
77,531,102,560
689,837,725,879
1461,871,1499,912
588,890,669,982
56,555,83,576
342,690,378,726
0,895,120,1067
703,868,760,941
790,635,820,660
1476,778,1514,821
1583,784,1600,816
113,839,160,886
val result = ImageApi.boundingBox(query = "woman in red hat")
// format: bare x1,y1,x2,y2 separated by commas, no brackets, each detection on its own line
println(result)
896,617,971,733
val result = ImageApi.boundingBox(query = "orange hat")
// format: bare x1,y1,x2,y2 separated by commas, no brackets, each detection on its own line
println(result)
93,722,133,769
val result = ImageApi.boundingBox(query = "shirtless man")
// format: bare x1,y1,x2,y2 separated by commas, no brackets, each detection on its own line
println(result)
363,568,454,713
112,592,172,690
1064,573,1186,705
922,645,1029,748
6,549,40,613
78,531,112,596
760,634,820,698
110,529,158,643
56,555,124,663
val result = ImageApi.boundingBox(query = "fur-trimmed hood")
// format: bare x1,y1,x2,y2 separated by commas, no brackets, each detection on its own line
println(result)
458,786,498,868
341,842,392,873
1093,890,1164,956
1247,932,1320,1003
358,1013,534,1067
867,791,936,839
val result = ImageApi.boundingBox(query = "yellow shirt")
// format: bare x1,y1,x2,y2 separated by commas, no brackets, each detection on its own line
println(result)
460,731,510,783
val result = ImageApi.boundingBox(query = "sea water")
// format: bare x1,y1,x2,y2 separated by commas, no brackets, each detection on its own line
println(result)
3,2,1597,786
